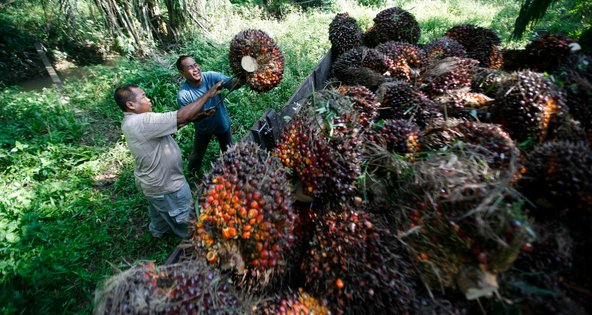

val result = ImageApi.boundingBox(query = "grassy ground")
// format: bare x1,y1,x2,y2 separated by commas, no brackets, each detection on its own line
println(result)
0,0,580,313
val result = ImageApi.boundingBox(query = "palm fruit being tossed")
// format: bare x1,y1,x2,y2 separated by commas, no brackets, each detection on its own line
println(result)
301,208,416,315
366,119,421,158
444,24,503,69
329,12,364,58
335,84,379,129
364,7,420,47
519,141,592,213
332,47,390,89
421,57,479,95
524,33,578,72
424,36,467,61
376,81,442,128
195,141,295,288
229,29,284,92
94,260,246,315
390,150,533,291
491,70,565,143
255,288,330,315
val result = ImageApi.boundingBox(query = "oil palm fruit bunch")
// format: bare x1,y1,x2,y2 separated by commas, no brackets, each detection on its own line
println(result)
376,41,427,81
557,54,592,140
367,119,421,157
421,57,479,95
229,29,284,93
471,68,509,97
335,84,379,129
196,141,295,284
518,140,592,212
501,49,529,71
364,7,420,47
255,288,330,315
94,260,245,315
277,90,363,203
524,33,578,72
302,208,416,315
329,12,364,58
433,91,493,120
392,150,532,290
332,47,391,89
491,70,565,143
444,24,503,69
424,37,467,61
376,81,442,128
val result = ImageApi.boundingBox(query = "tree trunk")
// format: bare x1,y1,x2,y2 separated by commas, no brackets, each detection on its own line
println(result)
146,0,168,42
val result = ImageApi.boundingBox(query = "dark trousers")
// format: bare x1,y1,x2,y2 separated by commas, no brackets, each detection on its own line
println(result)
188,128,233,176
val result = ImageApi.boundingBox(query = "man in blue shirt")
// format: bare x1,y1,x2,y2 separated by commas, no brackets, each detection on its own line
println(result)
176,55,242,177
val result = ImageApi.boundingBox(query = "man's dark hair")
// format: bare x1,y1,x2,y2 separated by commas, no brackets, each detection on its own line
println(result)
114,84,139,111
176,55,193,71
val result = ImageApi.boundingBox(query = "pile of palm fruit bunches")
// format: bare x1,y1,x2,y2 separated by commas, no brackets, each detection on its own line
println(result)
95,8,592,315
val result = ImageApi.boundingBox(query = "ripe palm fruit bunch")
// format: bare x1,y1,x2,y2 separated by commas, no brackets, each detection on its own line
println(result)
501,49,529,71
276,90,362,203
255,288,330,315
376,81,443,128
424,36,467,61
391,150,533,290
229,29,284,93
364,7,421,47
301,208,416,315
491,70,565,143
335,84,379,129
376,41,427,81
329,12,364,58
94,260,246,315
524,33,578,72
421,57,479,95
444,24,503,69
557,54,592,140
367,119,421,157
196,141,295,284
518,141,592,213
433,91,493,120
332,47,391,89
471,68,509,97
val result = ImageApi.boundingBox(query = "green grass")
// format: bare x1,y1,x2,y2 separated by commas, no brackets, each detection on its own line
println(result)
0,0,584,313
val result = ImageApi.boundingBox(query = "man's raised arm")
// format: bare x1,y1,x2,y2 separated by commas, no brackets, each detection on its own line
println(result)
176,80,224,128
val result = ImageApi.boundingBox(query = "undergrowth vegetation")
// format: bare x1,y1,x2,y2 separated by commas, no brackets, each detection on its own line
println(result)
0,0,582,313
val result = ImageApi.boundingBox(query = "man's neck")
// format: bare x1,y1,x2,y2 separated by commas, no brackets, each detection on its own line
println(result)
187,79,202,88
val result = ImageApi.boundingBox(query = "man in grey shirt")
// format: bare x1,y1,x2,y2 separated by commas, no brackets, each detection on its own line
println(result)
114,82,222,238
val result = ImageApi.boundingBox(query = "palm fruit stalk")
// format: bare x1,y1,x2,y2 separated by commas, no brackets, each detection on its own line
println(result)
491,70,565,143
301,208,416,315
255,288,330,315
195,141,295,288
331,47,390,89
94,260,246,315
376,80,442,128
424,37,467,61
329,12,364,58
524,33,578,73
444,24,503,69
364,7,420,47
421,57,479,95
229,29,284,93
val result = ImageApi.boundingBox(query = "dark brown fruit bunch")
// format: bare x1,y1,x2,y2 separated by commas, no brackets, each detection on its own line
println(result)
524,33,578,72
424,37,467,61
376,41,427,69
433,91,493,120
302,209,415,315
332,47,390,89
255,288,330,315
229,29,284,92
501,49,529,71
491,70,565,143
196,142,295,283
421,57,479,95
367,119,421,156
444,24,502,69
557,54,592,140
519,140,592,211
376,81,442,128
329,13,364,58
364,7,421,47
471,68,509,97
336,84,380,129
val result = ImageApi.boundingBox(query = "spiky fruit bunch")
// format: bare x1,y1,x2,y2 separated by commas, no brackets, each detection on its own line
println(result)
367,119,421,157
364,7,421,47
444,24,502,69
524,34,577,72
376,81,442,128
434,91,493,120
558,54,592,139
256,288,330,315
332,47,390,89
229,29,284,92
94,261,245,315
519,141,592,211
196,142,295,282
501,49,528,71
424,37,467,61
302,209,415,315
421,57,479,95
376,41,427,69
329,13,364,58
391,151,532,289
336,84,379,129
491,70,565,142
276,90,362,203
471,68,509,97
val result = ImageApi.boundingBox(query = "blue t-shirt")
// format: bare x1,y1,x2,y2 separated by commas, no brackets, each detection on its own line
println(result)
177,71,231,134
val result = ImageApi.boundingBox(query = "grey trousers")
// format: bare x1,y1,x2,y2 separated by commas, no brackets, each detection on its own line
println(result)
145,182,193,238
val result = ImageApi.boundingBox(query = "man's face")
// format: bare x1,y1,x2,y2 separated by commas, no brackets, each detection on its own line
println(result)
180,57,202,86
128,87,152,114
